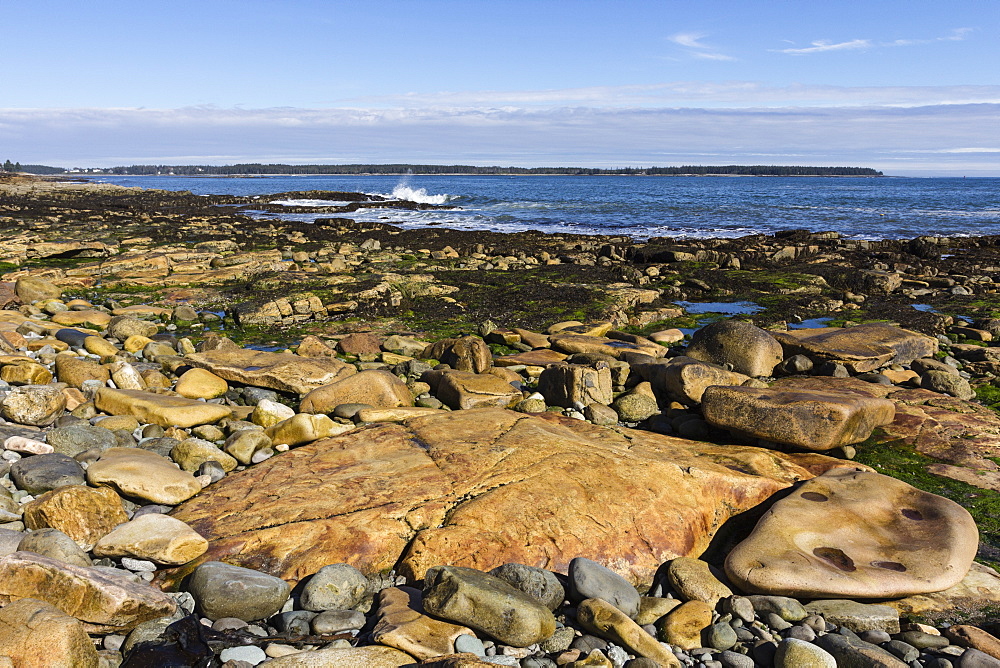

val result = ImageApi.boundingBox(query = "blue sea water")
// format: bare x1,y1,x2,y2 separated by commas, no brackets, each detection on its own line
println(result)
90,174,1000,241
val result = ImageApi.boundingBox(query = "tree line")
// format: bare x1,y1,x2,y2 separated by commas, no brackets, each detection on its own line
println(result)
1,161,67,175
98,163,883,176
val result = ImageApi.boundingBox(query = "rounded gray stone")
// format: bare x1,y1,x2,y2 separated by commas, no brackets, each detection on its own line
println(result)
704,622,739,651
9,454,86,495
718,650,755,668
219,645,267,665
489,562,565,611
187,561,291,621
45,424,117,457
568,556,640,619
455,633,486,655
299,562,369,612
18,527,91,568
310,609,366,634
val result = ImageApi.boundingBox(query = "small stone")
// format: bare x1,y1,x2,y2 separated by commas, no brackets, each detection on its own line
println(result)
489,563,565,611
576,597,682,667
704,622,738,651
667,557,733,607
219,645,267,665
4,435,52,454
311,609,366,634
1,384,67,426
93,513,208,566
658,600,713,650
422,565,556,647
774,637,837,667
171,437,238,473
175,368,229,400
187,561,290,622
568,556,641,619
300,563,369,612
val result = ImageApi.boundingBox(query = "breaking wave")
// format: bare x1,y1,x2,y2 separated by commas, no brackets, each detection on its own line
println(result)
390,185,452,205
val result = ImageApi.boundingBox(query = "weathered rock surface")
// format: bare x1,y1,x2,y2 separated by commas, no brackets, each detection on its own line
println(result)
165,409,846,588
23,484,127,551
300,369,414,413
685,320,783,377
702,385,895,451
772,323,937,373
95,387,232,428
422,565,555,647
93,513,208,566
0,551,176,632
373,586,474,660
0,598,100,668
725,468,978,598
185,348,357,395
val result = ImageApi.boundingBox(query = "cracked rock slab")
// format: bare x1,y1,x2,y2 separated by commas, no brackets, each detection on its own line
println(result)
163,409,848,589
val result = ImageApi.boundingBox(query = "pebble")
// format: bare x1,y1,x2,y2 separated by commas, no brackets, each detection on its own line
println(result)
219,645,267,665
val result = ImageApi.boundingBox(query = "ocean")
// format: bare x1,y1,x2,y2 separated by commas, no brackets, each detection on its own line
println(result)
90,174,1000,241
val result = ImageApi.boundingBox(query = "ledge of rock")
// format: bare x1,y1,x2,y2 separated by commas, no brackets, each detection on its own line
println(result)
163,409,849,589
771,323,937,374
184,348,356,395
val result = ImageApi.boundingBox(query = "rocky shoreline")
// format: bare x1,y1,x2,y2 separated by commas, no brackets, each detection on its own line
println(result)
2,173,1000,666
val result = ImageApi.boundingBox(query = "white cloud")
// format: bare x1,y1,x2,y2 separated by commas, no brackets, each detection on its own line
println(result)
667,31,735,61
780,28,974,55
779,39,871,55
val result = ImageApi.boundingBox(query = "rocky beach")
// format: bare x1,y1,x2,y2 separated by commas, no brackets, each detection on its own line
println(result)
3,172,1000,667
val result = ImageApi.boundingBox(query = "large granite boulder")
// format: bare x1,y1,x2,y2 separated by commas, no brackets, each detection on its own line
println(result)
184,348,356,395
771,323,937,373
702,385,895,451
686,320,783,377
164,409,847,588
725,468,978,599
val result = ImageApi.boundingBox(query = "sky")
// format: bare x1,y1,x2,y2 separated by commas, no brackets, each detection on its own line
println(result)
1,0,998,175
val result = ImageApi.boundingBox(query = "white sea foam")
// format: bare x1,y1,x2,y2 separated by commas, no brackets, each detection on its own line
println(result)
269,199,357,207
389,185,452,205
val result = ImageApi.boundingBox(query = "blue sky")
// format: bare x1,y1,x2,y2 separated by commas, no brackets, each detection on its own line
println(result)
1,0,998,174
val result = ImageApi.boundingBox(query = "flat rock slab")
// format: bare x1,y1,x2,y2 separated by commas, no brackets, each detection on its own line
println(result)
164,408,847,588
702,385,895,451
185,348,356,395
95,387,232,428
494,349,569,367
772,323,937,373
773,376,1000,473
725,468,978,599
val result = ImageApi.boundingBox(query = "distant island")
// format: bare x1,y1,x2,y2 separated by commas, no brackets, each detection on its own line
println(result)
2,160,883,177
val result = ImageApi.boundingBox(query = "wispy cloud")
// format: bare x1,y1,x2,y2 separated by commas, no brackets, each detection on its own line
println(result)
779,28,973,55
668,32,735,61
780,39,871,55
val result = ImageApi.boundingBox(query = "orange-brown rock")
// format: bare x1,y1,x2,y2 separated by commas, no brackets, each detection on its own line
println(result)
23,485,127,551
373,586,475,660
435,371,522,410
0,598,100,668
772,323,937,373
300,370,414,414
164,409,848,588
725,468,978,598
423,336,493,373
184,348,356,395
702,385,895,451
0,551,176,632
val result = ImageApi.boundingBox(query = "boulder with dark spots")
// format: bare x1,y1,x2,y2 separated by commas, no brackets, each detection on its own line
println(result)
725,468,978,599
